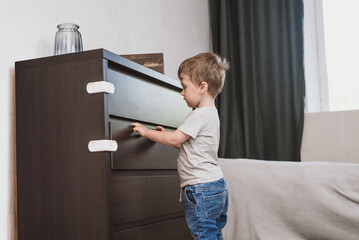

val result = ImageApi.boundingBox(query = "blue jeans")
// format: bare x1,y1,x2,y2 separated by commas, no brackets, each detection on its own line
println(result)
182,178,229,240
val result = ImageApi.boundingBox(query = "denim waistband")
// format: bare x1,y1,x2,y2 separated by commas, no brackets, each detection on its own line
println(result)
185,178,226,191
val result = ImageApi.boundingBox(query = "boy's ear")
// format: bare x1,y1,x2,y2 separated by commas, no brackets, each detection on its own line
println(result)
199,82,208,94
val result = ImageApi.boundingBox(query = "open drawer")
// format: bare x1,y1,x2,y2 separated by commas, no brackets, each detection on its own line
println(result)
110,118,179,170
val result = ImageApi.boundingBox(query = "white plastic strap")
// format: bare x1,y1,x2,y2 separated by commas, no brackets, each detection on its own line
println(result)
86,81,115,94
88,140,118,152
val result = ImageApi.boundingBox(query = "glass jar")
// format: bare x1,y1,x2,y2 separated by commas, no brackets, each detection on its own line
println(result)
54,23,83,55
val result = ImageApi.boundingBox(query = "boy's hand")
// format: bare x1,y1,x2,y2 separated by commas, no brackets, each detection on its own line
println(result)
131,123,189,148
155,126,165,132
131,122,148,137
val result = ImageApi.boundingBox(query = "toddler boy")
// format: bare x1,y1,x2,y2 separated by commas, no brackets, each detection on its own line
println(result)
132,52,229,240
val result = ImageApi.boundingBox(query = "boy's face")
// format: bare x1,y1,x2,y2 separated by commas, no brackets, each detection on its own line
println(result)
180,74,202,108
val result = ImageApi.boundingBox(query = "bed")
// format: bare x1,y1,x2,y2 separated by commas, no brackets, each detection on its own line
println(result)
220,158,359,240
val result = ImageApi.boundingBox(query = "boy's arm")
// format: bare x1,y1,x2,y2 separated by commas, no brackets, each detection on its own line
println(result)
131,123,190,148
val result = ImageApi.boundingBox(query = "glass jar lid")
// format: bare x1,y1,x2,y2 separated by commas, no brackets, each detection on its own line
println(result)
57,23,79,30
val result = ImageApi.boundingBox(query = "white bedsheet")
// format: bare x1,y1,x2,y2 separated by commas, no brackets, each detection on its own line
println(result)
219,158,359,240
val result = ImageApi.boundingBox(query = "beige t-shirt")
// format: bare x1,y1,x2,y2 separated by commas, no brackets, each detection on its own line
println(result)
177,106,223,188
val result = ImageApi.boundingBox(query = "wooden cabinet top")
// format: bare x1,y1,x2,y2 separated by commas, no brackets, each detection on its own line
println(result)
15,48,182,90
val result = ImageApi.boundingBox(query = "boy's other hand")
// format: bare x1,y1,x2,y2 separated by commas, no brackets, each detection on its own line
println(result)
155,126,165,132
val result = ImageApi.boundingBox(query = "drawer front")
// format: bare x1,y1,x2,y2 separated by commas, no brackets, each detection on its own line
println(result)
110,118,178,170
111,174,183,226
113,217,191,240
107,67,191,128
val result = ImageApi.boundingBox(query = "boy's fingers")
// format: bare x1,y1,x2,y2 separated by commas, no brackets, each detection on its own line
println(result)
131,122,141,127
156,126,165,131
131,123,139,132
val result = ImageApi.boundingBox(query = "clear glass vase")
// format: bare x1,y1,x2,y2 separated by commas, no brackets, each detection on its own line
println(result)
54,23,83,55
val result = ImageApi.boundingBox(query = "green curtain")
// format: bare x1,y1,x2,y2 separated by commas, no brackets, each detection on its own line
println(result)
209,0,305,161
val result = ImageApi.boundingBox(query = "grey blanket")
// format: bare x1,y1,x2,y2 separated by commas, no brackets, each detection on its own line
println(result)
219,158,359,240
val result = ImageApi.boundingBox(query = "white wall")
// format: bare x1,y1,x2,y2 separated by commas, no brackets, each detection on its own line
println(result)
301,110,359,164
0,1,211,239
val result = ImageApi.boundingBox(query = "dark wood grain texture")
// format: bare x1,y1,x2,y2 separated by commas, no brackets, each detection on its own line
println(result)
16,57,110,240
113,217,191,240
107,66,189,128
111,175,183,226
110,118,178,170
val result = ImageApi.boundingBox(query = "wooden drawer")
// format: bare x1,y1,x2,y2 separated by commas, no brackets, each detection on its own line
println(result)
107,66,191,128
111,174,183,226
110,118,178,170
113,217,191,240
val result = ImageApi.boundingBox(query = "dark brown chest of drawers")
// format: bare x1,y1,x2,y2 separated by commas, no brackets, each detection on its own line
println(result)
15,49,192,240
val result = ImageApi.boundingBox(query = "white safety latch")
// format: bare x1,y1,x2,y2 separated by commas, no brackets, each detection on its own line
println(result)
88,140,118,152
86,81,115,94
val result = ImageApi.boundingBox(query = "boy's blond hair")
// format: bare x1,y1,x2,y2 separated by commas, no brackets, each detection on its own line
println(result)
178,52,229,98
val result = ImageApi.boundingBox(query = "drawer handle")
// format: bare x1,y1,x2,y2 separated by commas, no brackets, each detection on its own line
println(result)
86,81,115,94
88,140,118,152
